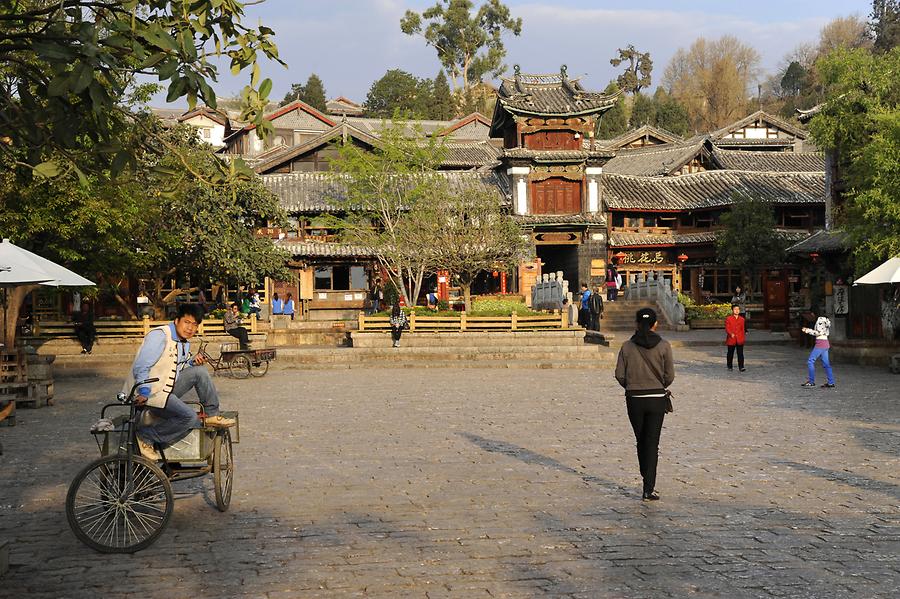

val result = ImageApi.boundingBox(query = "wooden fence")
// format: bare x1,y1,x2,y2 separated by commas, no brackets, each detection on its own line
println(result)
358,311,566,332
32,315,258,338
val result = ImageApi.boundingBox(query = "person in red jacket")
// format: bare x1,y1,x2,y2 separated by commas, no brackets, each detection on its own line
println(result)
725,304,746,371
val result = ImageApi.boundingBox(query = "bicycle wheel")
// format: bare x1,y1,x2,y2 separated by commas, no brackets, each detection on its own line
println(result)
66,454,173,553
249,359,269,377
229,355,250,379
213,429,234,512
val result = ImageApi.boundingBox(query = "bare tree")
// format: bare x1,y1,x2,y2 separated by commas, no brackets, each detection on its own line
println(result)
662,36,761,130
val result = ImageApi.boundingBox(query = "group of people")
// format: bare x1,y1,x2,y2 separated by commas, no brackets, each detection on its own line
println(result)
577,282,604,330
269,292,295,319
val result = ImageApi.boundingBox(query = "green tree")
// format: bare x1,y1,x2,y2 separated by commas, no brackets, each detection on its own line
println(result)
807,47,900,272
630,92,656,127
781,61,808,96
0,0,282,179
653,87,691,136
330,121,446,306
423,182,528,311
431,70,456,119
610,45,653,95
364,69,431,118
596,83,628,139
401,0,522,95
0,121,290,343
281,73,328,111
716,194,789,293
871,0,900,52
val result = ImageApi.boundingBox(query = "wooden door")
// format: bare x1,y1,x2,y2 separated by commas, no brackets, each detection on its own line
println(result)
763,272,788,329
532,178,582,214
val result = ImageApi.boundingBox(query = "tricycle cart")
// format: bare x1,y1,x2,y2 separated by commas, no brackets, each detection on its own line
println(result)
198,339,276,379
65,379,238,553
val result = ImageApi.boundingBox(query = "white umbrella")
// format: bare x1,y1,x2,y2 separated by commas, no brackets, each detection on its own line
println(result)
853,257,900,285
0,238,95,346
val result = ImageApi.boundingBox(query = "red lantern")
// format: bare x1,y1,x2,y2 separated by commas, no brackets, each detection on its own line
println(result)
677,253,689,263
809,252,820,263
614,251,627,261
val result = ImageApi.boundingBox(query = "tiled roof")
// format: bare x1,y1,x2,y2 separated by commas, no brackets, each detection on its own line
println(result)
344,116,455,138
275,239,373,258
502,148,615,162
254,122,381,174
439,142,501,168
711,148,825,172
610,229,812,248
178,106,229,126
260,171,510,213
708,110,808,141
326,96,364,116
785,229,850,254
512,214,607,226
435,113,492,137
601,141,705,176
602,171,825,210
496,66,619,117
609,231,718,247
712,138,796,148
796,104,823,124
595,125,684,150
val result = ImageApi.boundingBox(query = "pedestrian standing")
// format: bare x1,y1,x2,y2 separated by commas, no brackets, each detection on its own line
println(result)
589,286,604,331
615,308,675,501
578,283,592,328
730,286,747,319
725,304,746,371
283,293,295,320
370,279,383,314
606,265,617,301
389,303,408,348
614,269,623,301
271,292,283,317
801,315,836,388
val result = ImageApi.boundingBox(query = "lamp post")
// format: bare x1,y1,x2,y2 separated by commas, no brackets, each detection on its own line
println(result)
676,253,688,294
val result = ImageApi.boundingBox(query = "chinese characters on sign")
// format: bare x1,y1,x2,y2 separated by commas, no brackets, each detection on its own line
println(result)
618,251,669,265
833,285,849,315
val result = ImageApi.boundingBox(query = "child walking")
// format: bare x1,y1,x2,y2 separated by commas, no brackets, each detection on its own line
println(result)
801,315,836,388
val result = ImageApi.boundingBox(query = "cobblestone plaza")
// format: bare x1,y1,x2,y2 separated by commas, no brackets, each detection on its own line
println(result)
1,344,898,598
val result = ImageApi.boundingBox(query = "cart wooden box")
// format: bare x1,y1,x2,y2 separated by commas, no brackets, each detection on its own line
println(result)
97,410,239,460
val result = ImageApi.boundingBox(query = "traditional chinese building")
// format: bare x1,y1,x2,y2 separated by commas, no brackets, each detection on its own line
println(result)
490,65,620,290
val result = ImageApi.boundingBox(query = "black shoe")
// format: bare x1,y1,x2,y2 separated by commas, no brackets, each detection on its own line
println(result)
739,368,746,372
727,367,733,371
801,381,815,387
821,383,835,388
642,491,660,501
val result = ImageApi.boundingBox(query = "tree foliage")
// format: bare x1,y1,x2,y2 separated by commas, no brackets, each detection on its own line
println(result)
663,35,761,130
0,0,282,179
780,61,808,97
329,121,447,306
596,83,628,139
871,0,900,52
807,47,900,271
652,88,691,136
716,194,788,289
400,0,522,95
364,69,433,118
421,182,528,311
281,73,327,111
0,120,290,338
431,70,456,120
610,45,652,95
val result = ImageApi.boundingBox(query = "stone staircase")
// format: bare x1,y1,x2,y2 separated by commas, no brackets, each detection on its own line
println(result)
48,329,616,376
599,299,667,332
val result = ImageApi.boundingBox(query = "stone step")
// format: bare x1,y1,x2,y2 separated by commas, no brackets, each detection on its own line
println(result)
351,330,605,348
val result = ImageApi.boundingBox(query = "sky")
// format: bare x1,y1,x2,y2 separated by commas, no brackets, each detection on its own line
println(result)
154,0,874,108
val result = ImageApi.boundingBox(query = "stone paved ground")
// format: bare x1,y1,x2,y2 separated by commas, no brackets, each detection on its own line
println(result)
1,344,898,598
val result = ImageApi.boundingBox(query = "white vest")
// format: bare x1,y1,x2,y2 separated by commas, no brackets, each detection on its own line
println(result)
123,325,183,408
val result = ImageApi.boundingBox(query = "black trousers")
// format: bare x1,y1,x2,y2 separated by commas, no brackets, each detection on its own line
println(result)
626,396,667,494
227,327,249,350
727,344,745,369
391,327,402,342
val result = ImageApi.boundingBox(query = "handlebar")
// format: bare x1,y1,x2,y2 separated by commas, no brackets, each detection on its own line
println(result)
116,377,159,404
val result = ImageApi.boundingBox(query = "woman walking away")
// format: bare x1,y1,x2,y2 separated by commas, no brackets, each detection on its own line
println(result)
389,303,408,348
801,315,836,388
725,304,746,371
615,308,675,501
